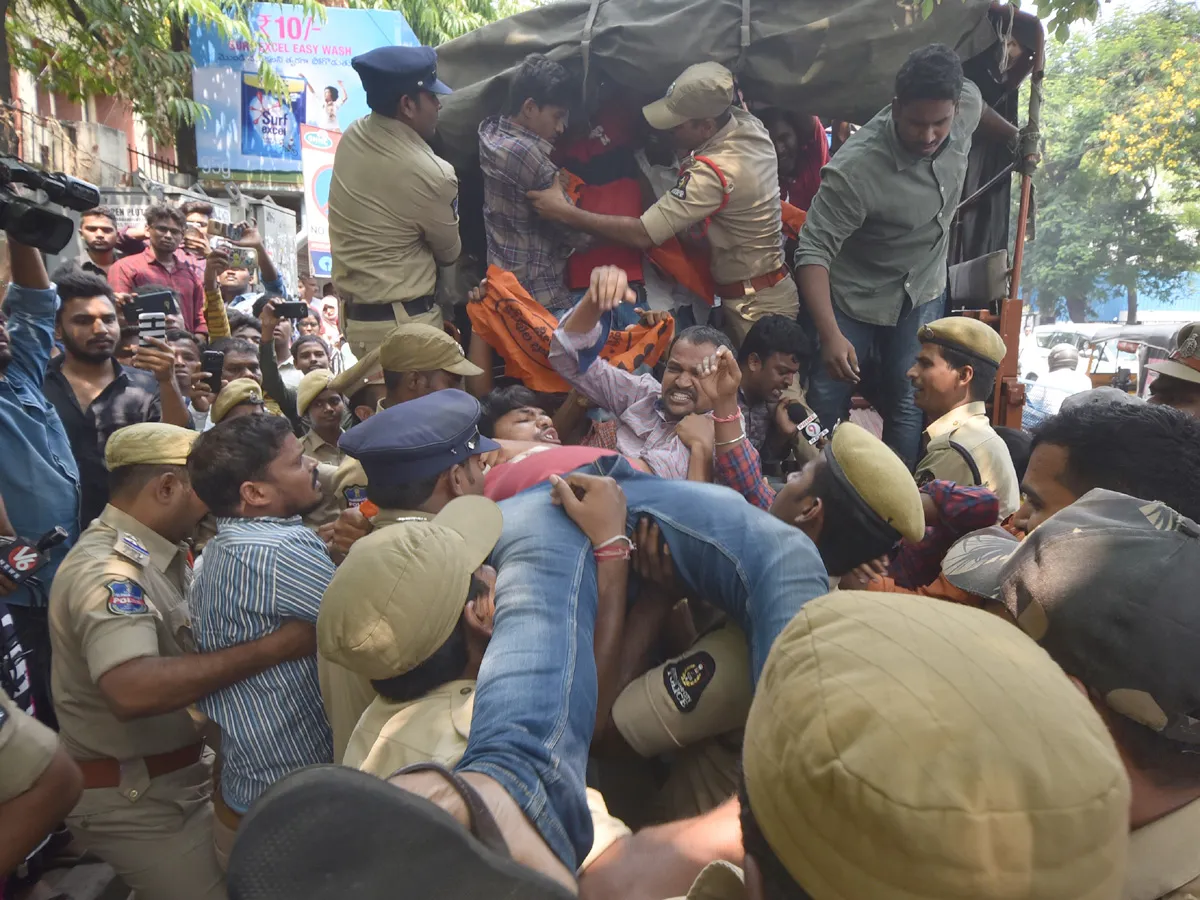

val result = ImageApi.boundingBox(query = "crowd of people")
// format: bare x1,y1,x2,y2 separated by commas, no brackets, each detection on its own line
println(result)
2,32,1199,900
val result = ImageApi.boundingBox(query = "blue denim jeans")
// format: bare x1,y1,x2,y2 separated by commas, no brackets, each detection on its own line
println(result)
456,457,829,869
805,295,945,470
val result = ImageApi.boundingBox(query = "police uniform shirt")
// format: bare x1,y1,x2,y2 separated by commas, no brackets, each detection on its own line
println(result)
915,400,1020,518
302,438,345,530
48,505,201,761
0,686,59,803
301,430,345,468
1126,796,1200,899
328,112,461,304
333,456,370,511
640,108,786,287
343,677,630,872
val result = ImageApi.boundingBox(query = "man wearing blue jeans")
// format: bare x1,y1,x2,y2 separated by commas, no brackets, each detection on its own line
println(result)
794,45,1018,468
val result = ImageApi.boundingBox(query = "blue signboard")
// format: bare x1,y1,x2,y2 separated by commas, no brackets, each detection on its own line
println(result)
190,4,417,181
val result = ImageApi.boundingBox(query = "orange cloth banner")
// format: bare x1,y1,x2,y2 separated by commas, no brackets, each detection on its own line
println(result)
467,267,675,394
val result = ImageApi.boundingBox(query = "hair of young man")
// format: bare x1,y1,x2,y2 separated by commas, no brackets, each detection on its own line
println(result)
994,426,1033,484
1093,695,1200,789
108,463,189,499
211,337,259,359
53,265,117,321
252,293,287,319
166,329,201,352
505,53,575,117
1031,403,1200,521
181,200,214,218
737,779,815,900
894,43,964,106
938,345,997,403
145,203,184,229
668,324,735,358
187,414,293,517
225,312,262,338
136,282,179,300
366,473,443,512
811,461,896,576
372,620,469,704
737,315,814,367
81,206,117,227
291,334,331,358
479,385,541,437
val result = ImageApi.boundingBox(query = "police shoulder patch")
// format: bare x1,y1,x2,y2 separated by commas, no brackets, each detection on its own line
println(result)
0,702,7,729
105,581,148,616
451,194,460,218
669,171,692,200
343,485,368,508
662,651,716,714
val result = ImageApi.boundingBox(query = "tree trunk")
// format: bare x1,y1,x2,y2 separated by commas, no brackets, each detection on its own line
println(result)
1065,295,1088,322
170,17,197,176
0,0,13,103
1126,282,1138,324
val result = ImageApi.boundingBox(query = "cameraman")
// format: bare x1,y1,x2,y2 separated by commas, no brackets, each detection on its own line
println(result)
0,234,82,728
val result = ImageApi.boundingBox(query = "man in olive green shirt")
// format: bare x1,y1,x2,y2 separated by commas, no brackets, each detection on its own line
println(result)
795,43,1017,468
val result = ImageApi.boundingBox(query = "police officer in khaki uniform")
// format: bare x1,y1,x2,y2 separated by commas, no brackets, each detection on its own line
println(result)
47,423,316,898
947,491,1200,900
329,46,460,356
209,377,267,426
1146,320,1200,417
328,323,482,513
527,62,797,347
0,687,82,876
319,488,629,874
655,590,1132,900
909,316,1020,517
602,420,925,825
297,369,345,468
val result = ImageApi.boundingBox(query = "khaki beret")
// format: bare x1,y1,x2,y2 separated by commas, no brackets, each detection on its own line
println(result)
105,422,197,469
297,369,336,417
210,378,265,425
1146,321,1200,386
378,324,482,377
918,316,1007,367
328,348,383,398
318,496,503,679
827,422,925,543
743,591,1130,900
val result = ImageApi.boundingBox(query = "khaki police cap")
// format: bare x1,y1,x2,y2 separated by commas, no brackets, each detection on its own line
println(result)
378,324,482,377
642,62,734,131
317,496,503,680
105,422,197,469
918,316,1008,367
743,591,1130,900
827,422,925,543
210,378,265,425
328,348,384,398
297,369,336,417
1146,321,1200,386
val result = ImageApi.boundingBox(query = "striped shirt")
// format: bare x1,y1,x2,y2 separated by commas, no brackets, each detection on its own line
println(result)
190,516,335,812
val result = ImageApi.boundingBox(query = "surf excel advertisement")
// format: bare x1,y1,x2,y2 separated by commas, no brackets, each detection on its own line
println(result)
190,4,418,185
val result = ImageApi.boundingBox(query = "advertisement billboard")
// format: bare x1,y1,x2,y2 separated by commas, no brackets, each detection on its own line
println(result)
190,4,417,185
300,125,339,279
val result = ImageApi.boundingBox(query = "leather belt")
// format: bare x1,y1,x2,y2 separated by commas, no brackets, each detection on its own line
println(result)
715,267,789,300
344,296,436,322
77,741,204,790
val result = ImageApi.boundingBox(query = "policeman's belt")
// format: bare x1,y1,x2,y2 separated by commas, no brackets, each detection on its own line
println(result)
76,740,204,790
344,296,436,322
715,267,788,300
822,442,903,547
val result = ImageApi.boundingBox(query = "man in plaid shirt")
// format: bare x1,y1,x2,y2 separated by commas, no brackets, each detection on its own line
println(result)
478,54,578,311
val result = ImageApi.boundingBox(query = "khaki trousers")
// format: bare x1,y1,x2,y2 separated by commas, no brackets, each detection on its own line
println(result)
719,277,800,348
66,760,225,900
340,298,443,358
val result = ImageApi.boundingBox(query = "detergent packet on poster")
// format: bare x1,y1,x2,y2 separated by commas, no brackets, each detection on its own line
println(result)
241,74,306,160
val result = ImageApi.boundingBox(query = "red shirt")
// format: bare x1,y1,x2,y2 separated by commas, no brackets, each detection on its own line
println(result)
779,118,830,212
485,446,619,501
108,246,207,334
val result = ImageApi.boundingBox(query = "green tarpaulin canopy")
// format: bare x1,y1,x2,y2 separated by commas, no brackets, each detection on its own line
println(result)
433,0,999,163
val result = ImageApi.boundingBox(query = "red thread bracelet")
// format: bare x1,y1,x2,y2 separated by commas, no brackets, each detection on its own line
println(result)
710,410,741,424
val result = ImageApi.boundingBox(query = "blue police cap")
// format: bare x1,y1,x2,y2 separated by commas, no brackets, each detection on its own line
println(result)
338,390,499,488
351,46,453,101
